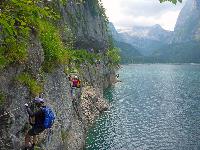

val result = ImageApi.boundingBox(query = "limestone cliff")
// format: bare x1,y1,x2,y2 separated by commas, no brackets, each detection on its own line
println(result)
58,0,109,50
0,0,114,149
173,0,200,42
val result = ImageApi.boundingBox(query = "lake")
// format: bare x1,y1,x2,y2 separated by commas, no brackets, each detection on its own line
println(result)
86,64,200,150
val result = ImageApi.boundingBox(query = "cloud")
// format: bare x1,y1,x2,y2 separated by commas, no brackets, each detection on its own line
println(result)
120,0,182,17
102,0,185,31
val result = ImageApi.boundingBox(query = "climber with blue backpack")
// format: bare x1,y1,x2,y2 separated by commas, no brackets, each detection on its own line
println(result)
24,97,55,150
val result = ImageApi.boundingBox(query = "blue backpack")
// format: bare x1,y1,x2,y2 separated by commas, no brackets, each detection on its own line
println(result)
42,106,55,129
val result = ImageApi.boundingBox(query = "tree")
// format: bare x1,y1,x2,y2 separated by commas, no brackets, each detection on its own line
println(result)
159,0,182,4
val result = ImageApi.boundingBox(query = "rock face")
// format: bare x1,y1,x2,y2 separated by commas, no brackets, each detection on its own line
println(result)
0,0,112,150
79,86,109,127
108,22,122,41
173,0,200,43
61,0,109,51
151,0,200,63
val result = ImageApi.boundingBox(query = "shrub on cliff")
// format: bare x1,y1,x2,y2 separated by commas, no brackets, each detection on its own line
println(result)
16,73,43,96
159,0,182,4
0,0,58,69
39,21,71,72
106,48,121,67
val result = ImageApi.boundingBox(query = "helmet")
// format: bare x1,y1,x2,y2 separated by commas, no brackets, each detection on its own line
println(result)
74,76,78,79
33,97,45,103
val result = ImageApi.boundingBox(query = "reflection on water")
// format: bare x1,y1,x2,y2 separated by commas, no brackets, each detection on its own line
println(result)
86,64,200,150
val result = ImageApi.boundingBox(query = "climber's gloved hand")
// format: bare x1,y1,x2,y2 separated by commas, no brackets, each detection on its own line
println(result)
25,103,29,108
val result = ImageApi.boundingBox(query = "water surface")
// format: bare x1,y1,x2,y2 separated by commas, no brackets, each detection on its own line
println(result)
86,64,200,150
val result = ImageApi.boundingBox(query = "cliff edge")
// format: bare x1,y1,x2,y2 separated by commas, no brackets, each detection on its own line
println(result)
0,0,116,149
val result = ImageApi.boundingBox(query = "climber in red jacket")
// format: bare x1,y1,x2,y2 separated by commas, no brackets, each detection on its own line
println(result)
69,75,81,97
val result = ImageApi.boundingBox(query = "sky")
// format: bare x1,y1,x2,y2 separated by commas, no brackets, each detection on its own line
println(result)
102,0,186,31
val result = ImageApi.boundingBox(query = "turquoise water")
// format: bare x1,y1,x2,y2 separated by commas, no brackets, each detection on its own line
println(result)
86,64,200,150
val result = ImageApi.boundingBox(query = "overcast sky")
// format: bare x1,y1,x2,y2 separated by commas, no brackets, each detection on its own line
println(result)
102,0,185,31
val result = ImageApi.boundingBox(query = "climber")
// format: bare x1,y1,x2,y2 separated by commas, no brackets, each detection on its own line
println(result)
116,74,119,78
24,98,55,150
95,59,101,68
69,75,81,97
88,48,94,53
115,74,122,83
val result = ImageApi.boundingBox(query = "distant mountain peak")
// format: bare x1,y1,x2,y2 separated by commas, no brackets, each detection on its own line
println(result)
152,24,162,29
131,24,163,31
117,24,171,42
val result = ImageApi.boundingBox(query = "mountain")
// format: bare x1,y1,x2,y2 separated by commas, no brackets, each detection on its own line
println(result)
173,0,200,43
118,25,172,55
119,24,172,41
114,40,142,63
152,41,200,63
110,0,200,64
108,22,142,63
153,0,200,63
108,22,122,41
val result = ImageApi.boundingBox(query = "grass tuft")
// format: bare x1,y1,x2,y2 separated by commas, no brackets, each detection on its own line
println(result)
16,73,43,96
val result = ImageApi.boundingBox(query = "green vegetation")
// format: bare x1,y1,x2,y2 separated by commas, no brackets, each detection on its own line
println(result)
114,41,141,64
16,73,43,96
0,0,119,73
60,25,75,49
61,129,69,142
0,0,59,70
60,0,68,5
0,92,5,106
71,50,99,65
34,146,44,150
98,0,109,23
64,49,101,75
39,21,71,72
159,0,182,4
0,0,74,72
106,48,121,67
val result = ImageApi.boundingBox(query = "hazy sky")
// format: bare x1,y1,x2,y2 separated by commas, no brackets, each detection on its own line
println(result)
102,0,185,31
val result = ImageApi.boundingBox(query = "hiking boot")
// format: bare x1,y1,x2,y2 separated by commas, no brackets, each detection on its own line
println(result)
24,144,34,150
30,143,35,150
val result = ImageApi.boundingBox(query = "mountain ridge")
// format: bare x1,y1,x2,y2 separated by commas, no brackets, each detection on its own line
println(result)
118,25,170,56
110,0,200,63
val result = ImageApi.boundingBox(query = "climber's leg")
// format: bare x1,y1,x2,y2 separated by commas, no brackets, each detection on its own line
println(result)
31,135,36,148
25,132,31,149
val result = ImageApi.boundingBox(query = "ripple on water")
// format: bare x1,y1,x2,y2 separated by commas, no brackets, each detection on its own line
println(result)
86,64,200,150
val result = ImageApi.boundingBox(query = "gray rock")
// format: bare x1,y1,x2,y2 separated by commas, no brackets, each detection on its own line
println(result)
0,0,114,149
